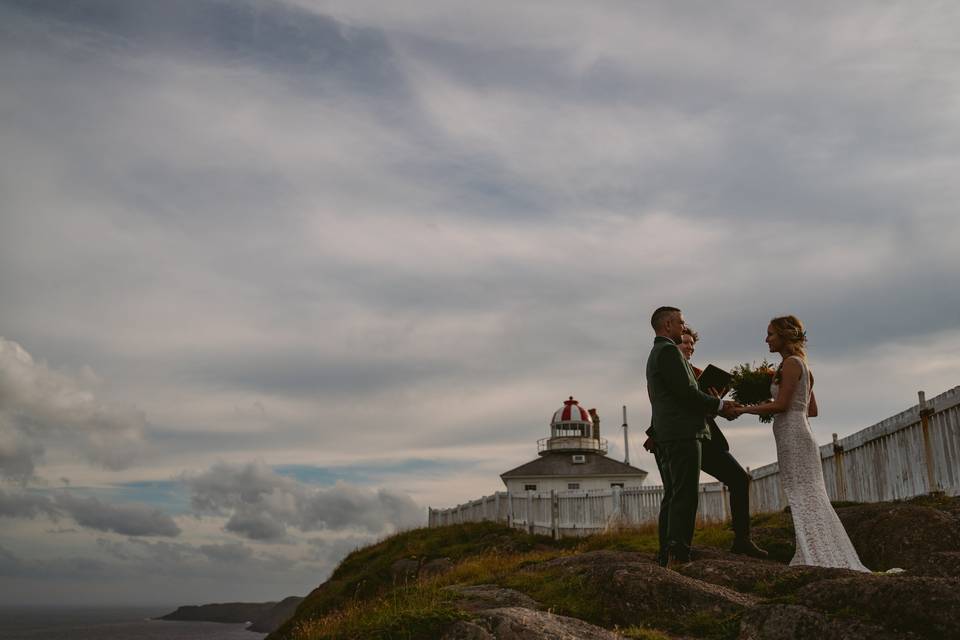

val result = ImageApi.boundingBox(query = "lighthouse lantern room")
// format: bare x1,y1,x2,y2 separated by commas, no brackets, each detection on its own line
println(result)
501,396,647,494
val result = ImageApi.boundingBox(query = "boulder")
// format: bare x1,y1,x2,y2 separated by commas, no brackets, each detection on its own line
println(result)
739,604,915,640
919,551,960,578
443,620,496,640
422,557,456,578
675,558,859,596
443,584,542,612
442,607,623,640
796,575,960,638
838,502,960,572
390,557,421,582
529,550,755,628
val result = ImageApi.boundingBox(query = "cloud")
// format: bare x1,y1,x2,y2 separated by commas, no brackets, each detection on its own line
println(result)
198,542,255,563
0,488,180,537
0,337,145,480
185,460,423,541
2,0,960,606
0,489,57,519
53,493,181,537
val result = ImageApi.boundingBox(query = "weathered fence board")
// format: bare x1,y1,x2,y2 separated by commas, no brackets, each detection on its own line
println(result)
429,387,960,537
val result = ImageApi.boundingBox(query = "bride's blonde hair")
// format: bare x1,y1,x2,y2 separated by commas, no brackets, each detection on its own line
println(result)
770,315,808,359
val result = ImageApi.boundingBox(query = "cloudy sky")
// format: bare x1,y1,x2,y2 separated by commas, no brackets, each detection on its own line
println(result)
2,0,959,607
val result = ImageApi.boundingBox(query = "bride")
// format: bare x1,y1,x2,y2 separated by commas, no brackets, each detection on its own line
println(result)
734,315,870,572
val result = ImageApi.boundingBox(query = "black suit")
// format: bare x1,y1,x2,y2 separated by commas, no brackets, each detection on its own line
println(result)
647,365,752,560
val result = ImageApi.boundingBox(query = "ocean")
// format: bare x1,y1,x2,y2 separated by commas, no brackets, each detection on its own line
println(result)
0,607,268,640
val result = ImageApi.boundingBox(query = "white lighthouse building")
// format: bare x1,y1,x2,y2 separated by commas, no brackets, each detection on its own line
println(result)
500,396,648,493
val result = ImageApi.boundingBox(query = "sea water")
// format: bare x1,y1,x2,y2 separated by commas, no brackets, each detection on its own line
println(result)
0,607,267,640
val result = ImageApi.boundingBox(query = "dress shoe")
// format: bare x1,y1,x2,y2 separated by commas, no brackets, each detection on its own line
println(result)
666,542,691,567
730,537,768,559
656,549,668,568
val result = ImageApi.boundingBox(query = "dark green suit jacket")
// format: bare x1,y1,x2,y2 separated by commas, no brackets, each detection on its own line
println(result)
646,336,718,442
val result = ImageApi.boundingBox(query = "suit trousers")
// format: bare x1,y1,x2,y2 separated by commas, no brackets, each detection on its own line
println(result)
700,439,752,538
658,438,702,559
655,437,752,559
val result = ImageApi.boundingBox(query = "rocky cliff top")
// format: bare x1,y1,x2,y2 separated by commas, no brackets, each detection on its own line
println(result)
271,494,960,640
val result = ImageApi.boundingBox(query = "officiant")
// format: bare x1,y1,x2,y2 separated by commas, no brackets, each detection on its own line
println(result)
644,325,767,564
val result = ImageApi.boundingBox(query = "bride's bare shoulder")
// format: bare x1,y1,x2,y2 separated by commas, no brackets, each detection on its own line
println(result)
781,356,803,378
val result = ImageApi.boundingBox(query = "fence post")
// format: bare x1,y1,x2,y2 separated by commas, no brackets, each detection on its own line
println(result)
832,433,847,502
494,492,501,523
611,485,623,525
919,391,940,494
550,490,559,539
527,491,534,535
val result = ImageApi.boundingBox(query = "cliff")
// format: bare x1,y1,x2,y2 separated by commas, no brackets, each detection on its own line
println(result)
269,493,960,640
158,601,278,624
247,596,305,633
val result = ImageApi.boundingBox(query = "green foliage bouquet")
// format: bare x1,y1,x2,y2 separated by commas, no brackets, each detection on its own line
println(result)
730,360,777,423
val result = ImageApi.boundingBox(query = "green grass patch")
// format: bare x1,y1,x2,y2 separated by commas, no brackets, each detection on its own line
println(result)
289,582,467,640
572,524,660,554
501,567,611,626
269,522,558,639
693,524,735,549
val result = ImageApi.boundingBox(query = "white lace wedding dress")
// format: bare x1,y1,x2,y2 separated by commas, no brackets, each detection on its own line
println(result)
771,356,870,571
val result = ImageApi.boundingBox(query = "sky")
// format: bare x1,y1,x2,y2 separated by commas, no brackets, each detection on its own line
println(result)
2,0,960,607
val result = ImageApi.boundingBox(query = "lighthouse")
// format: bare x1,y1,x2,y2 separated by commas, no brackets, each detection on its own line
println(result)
500,396,648,493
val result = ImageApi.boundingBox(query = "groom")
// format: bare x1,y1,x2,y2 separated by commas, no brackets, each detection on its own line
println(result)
645,306,740,565
646,325,768,564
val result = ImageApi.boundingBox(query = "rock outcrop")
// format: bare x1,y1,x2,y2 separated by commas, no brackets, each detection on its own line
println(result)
442,607,624,640
795,574,960,638
528,550,755,628
267,495,960,640
838,501,960,573
443,584,542,613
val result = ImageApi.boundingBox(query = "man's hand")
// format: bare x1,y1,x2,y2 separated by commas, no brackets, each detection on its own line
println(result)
719,400,742,421
642,436,657,453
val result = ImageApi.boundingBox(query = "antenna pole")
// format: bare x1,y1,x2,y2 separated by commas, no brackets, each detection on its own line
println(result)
622,405,629,465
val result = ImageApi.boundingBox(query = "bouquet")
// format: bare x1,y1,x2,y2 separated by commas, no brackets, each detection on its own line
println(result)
730,360,777,423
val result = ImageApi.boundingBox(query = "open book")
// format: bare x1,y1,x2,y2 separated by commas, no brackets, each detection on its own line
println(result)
697,364,733,397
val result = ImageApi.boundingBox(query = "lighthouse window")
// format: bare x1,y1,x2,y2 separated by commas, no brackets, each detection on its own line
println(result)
567,483,580,490
524,484,537,491
610,483,624,488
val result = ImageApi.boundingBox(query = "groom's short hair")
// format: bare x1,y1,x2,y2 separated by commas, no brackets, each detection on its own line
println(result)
651,306,681,331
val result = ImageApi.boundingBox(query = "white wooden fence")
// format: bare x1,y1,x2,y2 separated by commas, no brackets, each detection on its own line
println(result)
429,386,960,537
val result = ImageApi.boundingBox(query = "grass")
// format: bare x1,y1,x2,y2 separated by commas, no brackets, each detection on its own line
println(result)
269,522,561,640
289,582,467,640
275,512,800,640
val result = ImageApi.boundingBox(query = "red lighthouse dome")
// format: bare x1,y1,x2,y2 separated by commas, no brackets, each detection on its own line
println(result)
539,396,607,455
551,396,591,427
